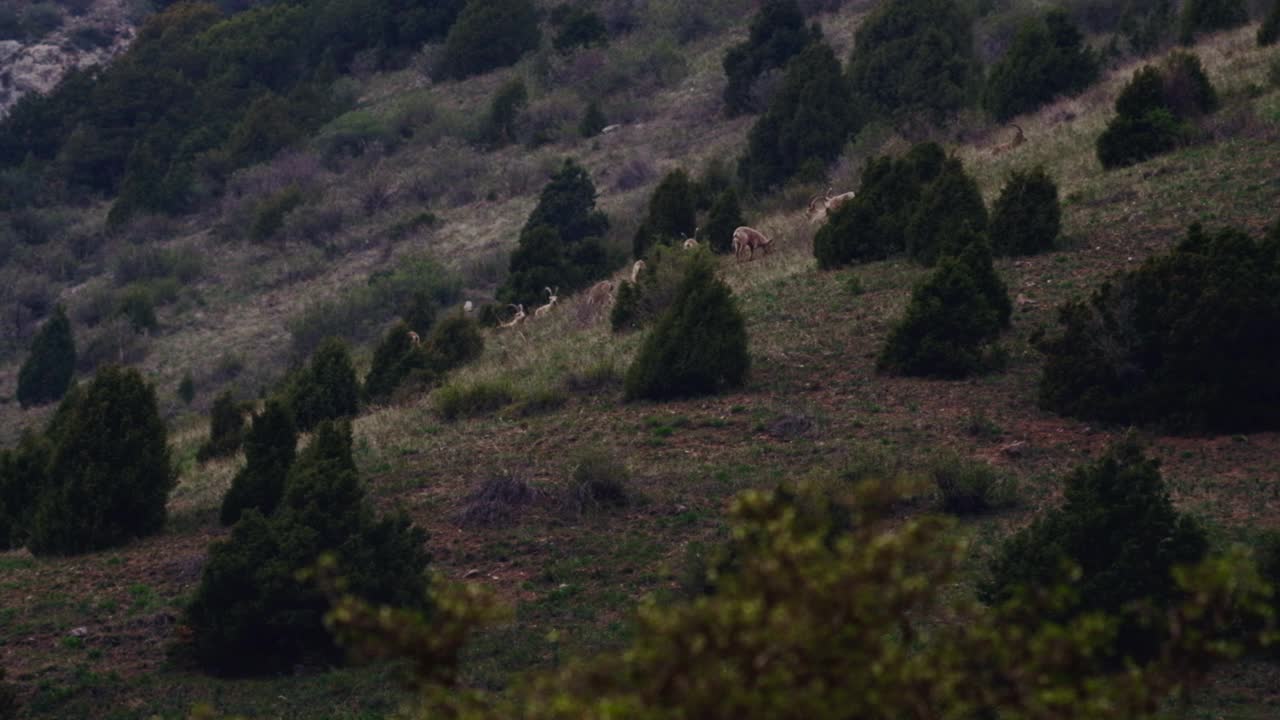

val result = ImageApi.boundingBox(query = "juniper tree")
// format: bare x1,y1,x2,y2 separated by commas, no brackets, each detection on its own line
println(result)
698,188,745,254
287,337,359,432
17,305,75,409
633,169,698,258
196,391,246,463
905,156,988,266
989,166,1061,257
722,0,811,116
219,399,297,526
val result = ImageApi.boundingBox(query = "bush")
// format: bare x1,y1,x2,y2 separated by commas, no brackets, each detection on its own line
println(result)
905,156,988,266
187,421,429,676
929,453,1013,515
1179,0,1248,44
178,373,196,405
249,185,305,243
498,159,612,308
738,35,854,193
625,257,749,400
0,666,15,720
565,450,630,515
612,244,709,332
219,400,296,526
551,5,608,53
989,166,1061,256
478,79,528,148
633,169,698,258
1258,531,1280,652
1037,221,1280,433
29,366,173,556
434,380,516,421
847,0,979,126
981,434,1209,664
21,3,63,38
722,1,811,116
455,470,537,527
1096,55,1217,169
116,285,158,333
697,188,745,254
579,100,608,138
437,0,541,80
364,323,432,404
0,431,52,550
813,141,945,269
17,305,75,409
196,391,246,463
422,312,484,373
878,237,1011,379
983,10,1100,121
1260,0,1280,45
286,338,359,432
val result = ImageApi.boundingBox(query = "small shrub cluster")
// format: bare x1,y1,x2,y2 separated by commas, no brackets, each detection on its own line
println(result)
219,400,296,526
981,434,1208,664
565,450,630,515
625,257,749,401
436,0,541,80
1179,0,1249,44
478,79,528,148
1037,221,1280,434
721,1,812,116
989,167,1061,256
551,4,608,53
1096,52,1217,169
365,314,484,404
248,186,306,243
188,421,429,676
0,432,50,550
983,10,1100,121
455,470,538,527
285,338,359,432
612,244,710,332
878,237,1012,379
195,391,247,463
434,380,517,421
17,305,75,409
633,169,698,258
929,453,1014,515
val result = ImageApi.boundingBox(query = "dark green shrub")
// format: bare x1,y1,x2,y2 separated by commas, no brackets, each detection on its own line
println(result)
697,188,745,254
813,141,946,269
422,312,484,374
434,380,516,421
21,3,63,38
287,338,359,432
612,244,708,332
364,323,432,404
116,285,158,332
625,257,749,401
1037,222,1280,433
1260,0,1280,45
929,453,1013,515
17,305,75,409
990,166,1061,257
847,0,978,125
0,666,15,720
0,431,51,550
565,450,630,515
479,79,528,148
498,159,611,308
738,35,854,193
437,0,541,80
398,289,437,336
983,10,1100,121
188,421,429,676
579,100,607,138
196,391,247,463
1096,55,1217,169
981,434,1208,664
1258,531,1280,653
905,156,988,266
219,400,296,526
1179,0,1248,44
29,366,173,556
722,0,811,116
249,185,305,243
878,237,1011,379
178,373,195,405
551,5,607,53
633,169,697,258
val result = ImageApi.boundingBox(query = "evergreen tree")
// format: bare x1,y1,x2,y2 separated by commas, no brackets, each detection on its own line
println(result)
551,5,607,54
437,0,541,80
187,421,429,676
1097,53,1216,169
219,399,296,526
698,188,745,254
498,160,611,307
0,431,51,550
738,34,854,193
364,323,428,404
29,366,173,556
722,0,811,116
905,156,988,266
847,0,979,126
625,257,749,400
479,78,528,148
579,100,607,138
16,305,75,409
1260,0,1280,45
982,434,1208,663
196,391,246,463
633,169,698,258
422,312,484,374
990,166,1061,257
878,236,1011,378
287,337,359,432
983,10,1100,122
1179,0,1249,44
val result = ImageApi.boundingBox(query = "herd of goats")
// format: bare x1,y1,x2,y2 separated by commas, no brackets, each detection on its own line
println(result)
479,124,1032,330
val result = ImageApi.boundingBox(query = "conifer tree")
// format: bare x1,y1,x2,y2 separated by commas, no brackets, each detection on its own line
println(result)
1179,0,1248,44
905,156,988,266
196,391,246,463
479,78,528,147
579,100,607,138
422,312,484,373
364,323,426,404
698,188,745,254
1260,0,1280,45
219,399,296,526
29,366,173,556
626,257,749,400
633,169,698,258
437,0,541,80
983,10,1099,121
722,0,811,116
0,431,50,550
17,305,75,409
287,337,359,432
990,166,1061,257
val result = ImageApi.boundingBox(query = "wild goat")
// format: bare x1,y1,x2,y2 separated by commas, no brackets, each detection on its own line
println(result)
990,124,1025,156
499,304,526,328
631,259,646,283
806,188,857,224
533,287,559,319
682,236,699,250
407,330,421,346
585,279,616,307
732,226,772,261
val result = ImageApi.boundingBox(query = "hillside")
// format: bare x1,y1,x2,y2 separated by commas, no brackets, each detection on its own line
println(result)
2,0,1280,717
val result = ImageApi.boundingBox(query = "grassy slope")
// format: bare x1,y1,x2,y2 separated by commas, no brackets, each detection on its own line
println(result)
2,9,1280,720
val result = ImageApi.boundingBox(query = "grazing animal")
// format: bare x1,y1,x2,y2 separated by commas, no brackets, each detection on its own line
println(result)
407,330,421,346
631,259,646,283
682,236,699,250
585,279,616,307
807,187,857,224
732,226,772,261
463,300,474,313
499,304,526,328
533,287,559,319
990,124,1025,156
